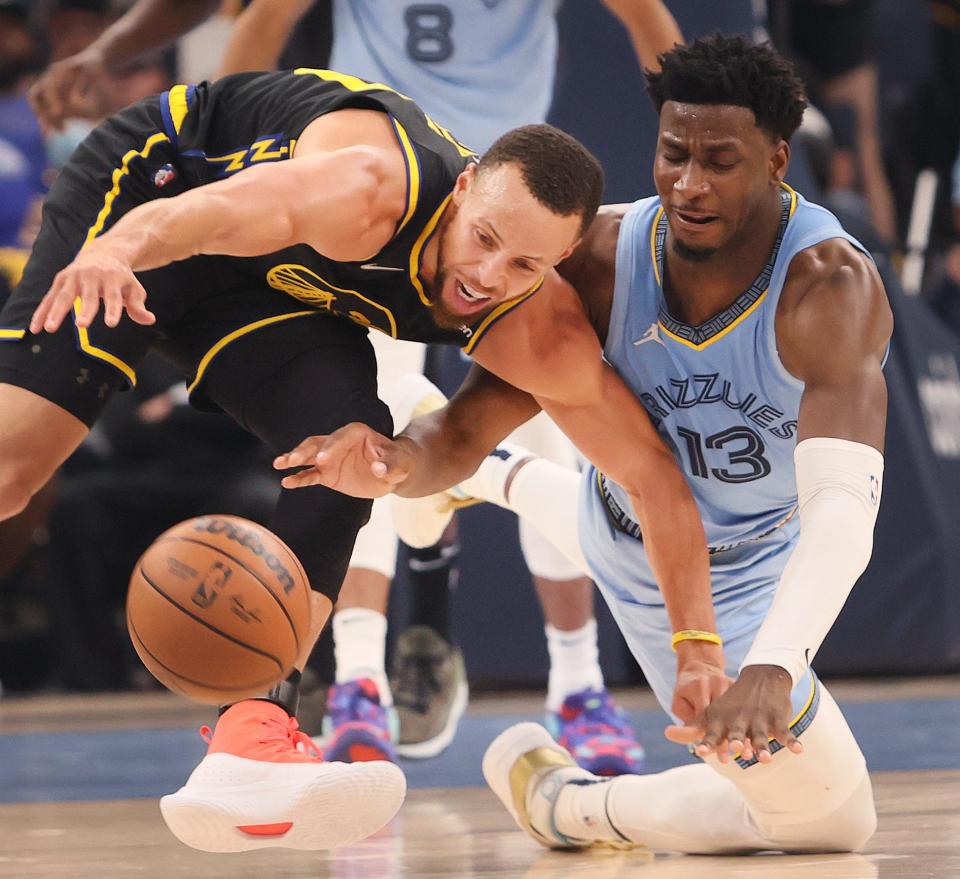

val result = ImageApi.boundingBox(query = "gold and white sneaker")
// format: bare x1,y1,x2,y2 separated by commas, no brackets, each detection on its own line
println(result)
482,722,605,849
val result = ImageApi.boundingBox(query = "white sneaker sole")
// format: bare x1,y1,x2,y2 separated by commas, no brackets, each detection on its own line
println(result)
160,753,406,852
396,677,469,759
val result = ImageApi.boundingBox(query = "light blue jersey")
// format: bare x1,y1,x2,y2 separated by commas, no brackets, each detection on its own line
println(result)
578,187,868,724
330,0,561,152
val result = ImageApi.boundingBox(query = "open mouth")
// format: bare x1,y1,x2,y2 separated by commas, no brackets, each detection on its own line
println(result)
453,279,493,311
675,209,718,227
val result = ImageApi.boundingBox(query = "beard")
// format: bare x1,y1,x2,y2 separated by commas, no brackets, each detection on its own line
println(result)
671,237,718,263
423,225,498,331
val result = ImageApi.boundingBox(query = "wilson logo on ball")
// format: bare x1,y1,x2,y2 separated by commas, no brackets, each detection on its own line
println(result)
193,518,296,594
191,561,233,609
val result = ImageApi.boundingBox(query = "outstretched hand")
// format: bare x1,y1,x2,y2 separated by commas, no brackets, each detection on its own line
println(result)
665,664,804,765
29,249,155,334
273,422,412,496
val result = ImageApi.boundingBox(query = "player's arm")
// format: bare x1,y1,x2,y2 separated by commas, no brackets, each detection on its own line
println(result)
30,116,408,334
671,241,892,763
275,364,542,497
600,0,683,71
217,0,314,77
29,0,221,130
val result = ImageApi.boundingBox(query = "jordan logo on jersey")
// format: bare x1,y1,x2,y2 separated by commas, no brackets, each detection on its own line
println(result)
633,322,665,347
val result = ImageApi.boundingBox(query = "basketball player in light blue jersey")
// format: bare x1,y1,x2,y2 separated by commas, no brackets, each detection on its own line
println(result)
280,35,893,854
27,0,685,769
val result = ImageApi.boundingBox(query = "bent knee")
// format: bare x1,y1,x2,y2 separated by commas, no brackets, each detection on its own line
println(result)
779,773,878,853
835,786,877,852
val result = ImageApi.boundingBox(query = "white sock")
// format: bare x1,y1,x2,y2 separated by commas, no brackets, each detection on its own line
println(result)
332,608,392,706
457,442,532,506
545,618,604,712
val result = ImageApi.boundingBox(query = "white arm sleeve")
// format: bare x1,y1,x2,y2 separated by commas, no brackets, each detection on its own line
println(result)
741,437,884,684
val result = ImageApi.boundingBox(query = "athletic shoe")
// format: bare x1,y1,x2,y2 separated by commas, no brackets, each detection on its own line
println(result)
391,625,469,758
160,699,405,852
323,678,399,763
546,688,645,776
483,722,637,850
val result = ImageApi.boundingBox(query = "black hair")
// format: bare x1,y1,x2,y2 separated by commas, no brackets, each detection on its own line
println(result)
646,34,808,142
478,124,604,238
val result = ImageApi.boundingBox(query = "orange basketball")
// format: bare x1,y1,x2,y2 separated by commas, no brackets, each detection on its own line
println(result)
126,515,312,704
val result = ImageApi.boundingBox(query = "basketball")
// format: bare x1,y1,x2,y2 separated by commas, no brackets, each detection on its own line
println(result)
126,515,312,704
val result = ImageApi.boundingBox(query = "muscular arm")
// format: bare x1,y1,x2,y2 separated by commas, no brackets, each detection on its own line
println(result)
600,0,683,71
780,241,891,449
30,111,408,332
689,241,892,762
217,0,314,77
741,241,891,678
89,145,399,268
391,366,542,497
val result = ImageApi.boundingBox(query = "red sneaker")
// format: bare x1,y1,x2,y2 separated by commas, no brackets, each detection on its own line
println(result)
160,700,406,852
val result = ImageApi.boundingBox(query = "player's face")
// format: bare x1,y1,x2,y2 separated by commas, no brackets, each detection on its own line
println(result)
430,163,582,329
653,102,789,261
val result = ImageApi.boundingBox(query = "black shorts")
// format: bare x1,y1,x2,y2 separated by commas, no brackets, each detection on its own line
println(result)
0,97,393,601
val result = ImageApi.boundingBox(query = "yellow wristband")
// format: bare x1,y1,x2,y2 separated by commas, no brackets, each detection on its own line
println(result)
670,630,723,651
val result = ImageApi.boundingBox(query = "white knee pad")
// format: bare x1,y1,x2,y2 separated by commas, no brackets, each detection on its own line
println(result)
348,495,399,579
519,517,586,581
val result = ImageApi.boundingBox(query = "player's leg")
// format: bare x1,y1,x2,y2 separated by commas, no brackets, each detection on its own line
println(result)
509,414,645,776
159,318,406,853
0,100,182,520
322,334,428,763
485,676,874,854
484,540,876,855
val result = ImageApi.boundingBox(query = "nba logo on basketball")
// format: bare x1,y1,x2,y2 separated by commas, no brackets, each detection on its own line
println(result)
191,561,233,608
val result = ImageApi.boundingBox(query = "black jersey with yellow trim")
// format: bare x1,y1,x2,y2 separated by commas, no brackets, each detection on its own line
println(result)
159,68,533,349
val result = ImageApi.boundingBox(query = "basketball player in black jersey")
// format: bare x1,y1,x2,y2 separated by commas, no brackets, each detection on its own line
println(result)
0,70,726,852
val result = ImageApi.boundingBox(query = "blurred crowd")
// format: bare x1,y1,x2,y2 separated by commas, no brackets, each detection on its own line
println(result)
0,0,958,696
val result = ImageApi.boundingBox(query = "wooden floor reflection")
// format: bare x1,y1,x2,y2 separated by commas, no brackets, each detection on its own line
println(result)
1,770,957,879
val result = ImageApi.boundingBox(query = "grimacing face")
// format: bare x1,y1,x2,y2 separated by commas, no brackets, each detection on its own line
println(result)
426,162,583,329
653,101,789,262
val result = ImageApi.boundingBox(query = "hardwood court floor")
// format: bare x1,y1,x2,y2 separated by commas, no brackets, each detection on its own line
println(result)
1,683,959,878
1,772,958,879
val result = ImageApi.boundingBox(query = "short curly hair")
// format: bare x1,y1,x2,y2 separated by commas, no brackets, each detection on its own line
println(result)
646,34,807,142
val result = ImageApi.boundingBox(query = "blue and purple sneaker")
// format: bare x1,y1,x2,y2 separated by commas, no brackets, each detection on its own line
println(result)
546,687,645,776
322,678,399,763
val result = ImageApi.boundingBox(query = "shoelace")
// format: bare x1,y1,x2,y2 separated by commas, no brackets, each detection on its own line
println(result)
200,714,323,759
392,654,441,713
